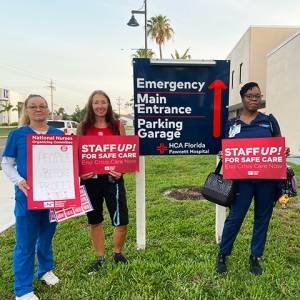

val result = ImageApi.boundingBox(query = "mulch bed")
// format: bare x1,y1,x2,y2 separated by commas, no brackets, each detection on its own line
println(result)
166,187,205,200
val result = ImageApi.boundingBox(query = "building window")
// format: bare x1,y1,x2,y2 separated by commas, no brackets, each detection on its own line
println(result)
231,70,234,89
239,63,243,83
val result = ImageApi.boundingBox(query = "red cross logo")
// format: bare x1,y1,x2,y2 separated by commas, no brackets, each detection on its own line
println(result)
156,143,168,154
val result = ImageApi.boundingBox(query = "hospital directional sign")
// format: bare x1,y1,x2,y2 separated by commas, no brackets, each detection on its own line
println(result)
133,58,230,156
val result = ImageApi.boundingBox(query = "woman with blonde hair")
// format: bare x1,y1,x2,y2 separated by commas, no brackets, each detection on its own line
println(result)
2,94,63,300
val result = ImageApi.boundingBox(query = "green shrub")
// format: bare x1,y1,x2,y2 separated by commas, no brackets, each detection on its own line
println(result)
10,122,18,126
0,122,8,126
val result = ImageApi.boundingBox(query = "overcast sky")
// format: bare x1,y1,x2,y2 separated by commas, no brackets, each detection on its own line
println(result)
1,0,300,114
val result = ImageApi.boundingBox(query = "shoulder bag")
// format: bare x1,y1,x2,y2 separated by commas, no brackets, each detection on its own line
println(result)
201,160,236,207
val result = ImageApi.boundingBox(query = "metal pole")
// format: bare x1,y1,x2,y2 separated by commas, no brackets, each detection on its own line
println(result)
144,0,147,58
116,97,122,115
50,79,54,119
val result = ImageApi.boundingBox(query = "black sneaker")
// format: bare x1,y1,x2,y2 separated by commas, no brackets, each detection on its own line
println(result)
113,253,128,264
249,255,262,275
88,258,105,274
216,254,227,274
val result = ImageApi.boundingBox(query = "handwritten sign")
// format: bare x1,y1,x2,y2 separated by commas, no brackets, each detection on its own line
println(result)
50,186,93,222
79,135,140,174
222,137,286,179
27,134,80,209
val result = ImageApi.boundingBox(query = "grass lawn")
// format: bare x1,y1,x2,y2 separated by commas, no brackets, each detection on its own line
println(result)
0,155,300,299
0,127,17,137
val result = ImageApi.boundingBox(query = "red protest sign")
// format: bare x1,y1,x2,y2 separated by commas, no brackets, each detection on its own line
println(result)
78,135,139,175
50,186,93,222
222,137,286,179
27,134,81,210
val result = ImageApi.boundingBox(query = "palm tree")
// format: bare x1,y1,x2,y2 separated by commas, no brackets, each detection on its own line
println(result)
53,107,69,120
147,14,174,59
171,47,191,59
12,103,24,119
0,102,14,125
125,96,134,110
54,107,65,118
131,49,156,59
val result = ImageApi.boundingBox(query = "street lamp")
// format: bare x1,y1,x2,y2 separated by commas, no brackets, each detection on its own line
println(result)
127,0,148,58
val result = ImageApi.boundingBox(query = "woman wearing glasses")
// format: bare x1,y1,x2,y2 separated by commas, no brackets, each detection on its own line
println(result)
216,82,289,276
2,95,63,300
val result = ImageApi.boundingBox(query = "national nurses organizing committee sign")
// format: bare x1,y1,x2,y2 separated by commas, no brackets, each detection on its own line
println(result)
27,135,80,210
78,135,139,175
133,59,230,155
222,137,286,179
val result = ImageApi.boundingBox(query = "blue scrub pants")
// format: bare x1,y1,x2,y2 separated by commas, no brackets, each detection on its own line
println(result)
219,179,277,258
14,198,57,297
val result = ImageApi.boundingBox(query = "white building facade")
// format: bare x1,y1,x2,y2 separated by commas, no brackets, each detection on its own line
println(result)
266,30,300,156
226,26,300,156
226,26,300,118
0,88,27,125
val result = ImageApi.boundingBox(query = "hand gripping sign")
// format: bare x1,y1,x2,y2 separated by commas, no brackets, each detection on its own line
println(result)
222,137,286,179
78,135,140,175
27,134,80,210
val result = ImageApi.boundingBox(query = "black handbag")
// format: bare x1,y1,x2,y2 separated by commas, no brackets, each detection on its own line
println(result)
201,160,236,207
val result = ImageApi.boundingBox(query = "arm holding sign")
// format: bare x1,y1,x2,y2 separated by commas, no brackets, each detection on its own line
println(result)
216,82,288,276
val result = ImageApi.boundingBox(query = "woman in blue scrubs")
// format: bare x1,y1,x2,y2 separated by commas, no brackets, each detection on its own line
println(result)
216,82,290,276
2,94,63,300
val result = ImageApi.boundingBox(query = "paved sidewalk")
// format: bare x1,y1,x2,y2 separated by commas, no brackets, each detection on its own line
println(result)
287,156,300,165
0,170,15,233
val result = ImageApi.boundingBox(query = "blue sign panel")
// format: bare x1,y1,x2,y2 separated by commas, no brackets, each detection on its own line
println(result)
133,59,230,156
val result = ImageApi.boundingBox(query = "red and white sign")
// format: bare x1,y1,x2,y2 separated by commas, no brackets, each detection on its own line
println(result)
79,135,140,175
27,134,80,209
222,137,286,179
50,186,93,222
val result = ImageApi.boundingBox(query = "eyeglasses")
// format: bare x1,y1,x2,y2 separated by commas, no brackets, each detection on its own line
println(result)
243,94,263,100
27,105,48,111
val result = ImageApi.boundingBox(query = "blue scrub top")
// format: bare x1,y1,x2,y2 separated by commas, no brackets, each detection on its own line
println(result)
3,125,64,180
225,112,280,139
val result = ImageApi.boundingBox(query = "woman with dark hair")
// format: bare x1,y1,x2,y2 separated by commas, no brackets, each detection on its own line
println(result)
215,82,290,276
2,94,63,300
76,90,128,274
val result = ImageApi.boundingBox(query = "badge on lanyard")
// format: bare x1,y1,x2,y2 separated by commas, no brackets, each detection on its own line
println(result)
228,123,241,137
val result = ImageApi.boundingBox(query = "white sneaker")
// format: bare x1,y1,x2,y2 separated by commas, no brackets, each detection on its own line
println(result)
16,292,39,300
40,270,60,285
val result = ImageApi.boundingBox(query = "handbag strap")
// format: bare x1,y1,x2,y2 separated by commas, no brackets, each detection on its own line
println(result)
267,114,274,136
215,160,222,175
